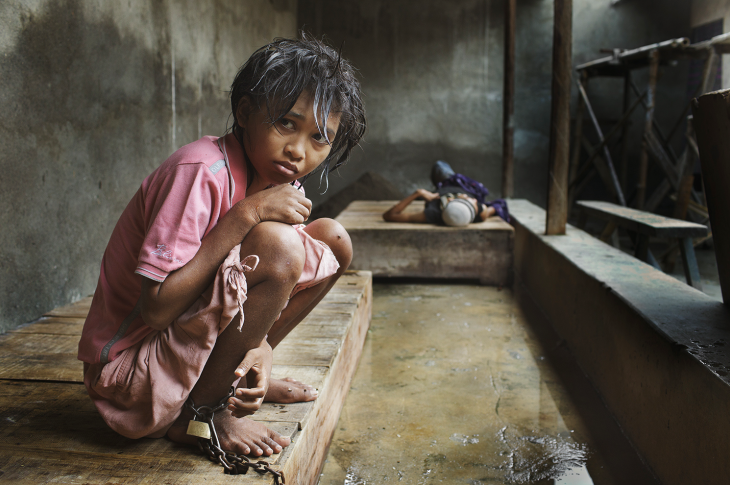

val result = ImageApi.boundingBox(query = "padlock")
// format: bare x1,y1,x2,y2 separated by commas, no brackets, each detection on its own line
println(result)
186,419,211,440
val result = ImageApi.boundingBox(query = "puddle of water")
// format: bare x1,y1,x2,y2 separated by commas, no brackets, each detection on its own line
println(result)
318,283,658,485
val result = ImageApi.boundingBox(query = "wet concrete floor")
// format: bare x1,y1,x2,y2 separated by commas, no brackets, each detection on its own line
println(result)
318,282,661,484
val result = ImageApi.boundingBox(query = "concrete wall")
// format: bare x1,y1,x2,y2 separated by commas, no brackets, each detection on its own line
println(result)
298,0,692,210
0,0,297,333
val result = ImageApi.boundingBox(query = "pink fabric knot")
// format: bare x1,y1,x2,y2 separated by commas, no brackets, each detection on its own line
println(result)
226,254,259,331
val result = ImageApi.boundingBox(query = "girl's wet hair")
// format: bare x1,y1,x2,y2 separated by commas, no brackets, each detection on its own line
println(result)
230,32,366,192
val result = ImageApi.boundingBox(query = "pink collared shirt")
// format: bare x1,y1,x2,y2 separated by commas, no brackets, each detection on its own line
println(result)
78,135,242,364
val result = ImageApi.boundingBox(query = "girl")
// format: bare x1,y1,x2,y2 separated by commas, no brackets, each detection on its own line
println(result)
77,34,366,461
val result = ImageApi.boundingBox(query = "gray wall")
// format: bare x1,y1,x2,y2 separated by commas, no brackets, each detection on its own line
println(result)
0,0,695,333
298,0,692,212
0,0,297,333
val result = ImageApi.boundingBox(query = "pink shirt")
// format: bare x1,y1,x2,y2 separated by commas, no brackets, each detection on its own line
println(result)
78,134,245,364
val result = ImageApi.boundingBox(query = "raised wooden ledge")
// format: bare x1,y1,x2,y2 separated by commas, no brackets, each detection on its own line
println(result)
0,270,372,485
336,200,514,286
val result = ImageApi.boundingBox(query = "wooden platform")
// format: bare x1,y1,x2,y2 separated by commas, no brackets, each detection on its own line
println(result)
336,200,514,285
0,270,372,485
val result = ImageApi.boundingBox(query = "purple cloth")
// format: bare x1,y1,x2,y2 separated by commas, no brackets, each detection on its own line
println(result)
435,173,510,222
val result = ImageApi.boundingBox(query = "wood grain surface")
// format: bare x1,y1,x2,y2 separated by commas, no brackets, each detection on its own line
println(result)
0,270,372,485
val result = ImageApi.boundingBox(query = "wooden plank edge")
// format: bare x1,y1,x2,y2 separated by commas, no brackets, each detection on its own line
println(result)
281,272,372,485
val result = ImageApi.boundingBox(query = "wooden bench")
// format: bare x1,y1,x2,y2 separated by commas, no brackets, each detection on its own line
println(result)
335,200,514,286
0,271,372,485
576,200,708,290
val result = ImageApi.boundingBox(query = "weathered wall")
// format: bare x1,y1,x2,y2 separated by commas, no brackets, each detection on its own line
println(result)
691,0,730,89
298,0,691,212
0,0,297,333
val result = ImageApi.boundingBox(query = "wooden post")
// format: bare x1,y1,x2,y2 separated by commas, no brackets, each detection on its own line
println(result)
636,49,659,209
692,90,730,305
545,0,573,235
673,118,696,222
502,0,516,198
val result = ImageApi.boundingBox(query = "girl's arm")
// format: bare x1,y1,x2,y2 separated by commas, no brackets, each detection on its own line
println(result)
140,184,311,331
382,189,437,223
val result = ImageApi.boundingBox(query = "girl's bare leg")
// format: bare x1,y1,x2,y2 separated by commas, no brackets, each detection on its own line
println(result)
263,218,353,403
167,221,306,456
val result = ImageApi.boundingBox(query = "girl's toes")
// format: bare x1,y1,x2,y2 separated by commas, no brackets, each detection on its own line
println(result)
250,445,264,456
263,436,283,453
271,430,291,448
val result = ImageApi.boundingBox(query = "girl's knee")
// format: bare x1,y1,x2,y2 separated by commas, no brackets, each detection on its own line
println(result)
304,218,353,270
245,222,305,285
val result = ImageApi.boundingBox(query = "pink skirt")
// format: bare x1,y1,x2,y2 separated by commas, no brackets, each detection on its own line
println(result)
83,225,339,439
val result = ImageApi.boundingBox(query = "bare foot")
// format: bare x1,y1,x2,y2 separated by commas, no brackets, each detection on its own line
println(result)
264,377,318,403
168,408,290,456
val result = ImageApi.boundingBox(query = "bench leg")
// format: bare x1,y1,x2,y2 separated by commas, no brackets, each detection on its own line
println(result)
599,220,617,243
635,234,661,270
679,237,703,291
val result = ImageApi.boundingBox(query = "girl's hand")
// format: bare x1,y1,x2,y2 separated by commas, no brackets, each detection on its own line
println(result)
228,339,273,417
238,184,312,226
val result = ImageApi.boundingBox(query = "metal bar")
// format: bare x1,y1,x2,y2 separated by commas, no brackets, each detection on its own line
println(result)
576,37,689,72
501,0,516,199
570,167,596,208
637,49,659,209
644,179,672,213
620,72,632,191
545,0,573,235
629,78,679,164
644,130,679,188
700,48,719,94
577,80,626,205
574,87,645,185
569,71,587,193
664,49,717,144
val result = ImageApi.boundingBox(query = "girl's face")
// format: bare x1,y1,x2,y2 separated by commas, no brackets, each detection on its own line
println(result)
238,92,341,189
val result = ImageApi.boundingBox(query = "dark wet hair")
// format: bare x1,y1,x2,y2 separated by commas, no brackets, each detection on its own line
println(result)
230,32,366,192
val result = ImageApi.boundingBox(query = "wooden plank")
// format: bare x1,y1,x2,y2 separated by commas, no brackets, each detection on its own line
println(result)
281,270,372,485
10,316,85,335
0,381,188,455
336,201,513,231
337,201,514,285
0,271,372,484
43,296,93,318
272,339,342,367
0,380,297,460
0,333,82,382
576,200,707,238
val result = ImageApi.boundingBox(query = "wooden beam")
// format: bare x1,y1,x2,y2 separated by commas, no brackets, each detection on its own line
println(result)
545,0,573,235
692,90,730,305
501,0,516,198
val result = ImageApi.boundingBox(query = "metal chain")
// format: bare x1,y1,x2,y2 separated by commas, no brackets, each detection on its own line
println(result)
186,387,286,484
